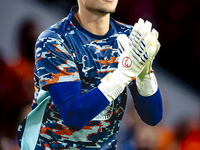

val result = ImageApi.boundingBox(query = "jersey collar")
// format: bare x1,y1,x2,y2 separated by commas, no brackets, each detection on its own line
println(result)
69,5,115,39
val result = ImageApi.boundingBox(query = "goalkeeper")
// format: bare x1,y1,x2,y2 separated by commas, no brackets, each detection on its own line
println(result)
17,0,163,149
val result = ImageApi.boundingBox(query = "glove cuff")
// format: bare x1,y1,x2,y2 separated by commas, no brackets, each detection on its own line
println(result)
136,73,158,96
98,69,135,102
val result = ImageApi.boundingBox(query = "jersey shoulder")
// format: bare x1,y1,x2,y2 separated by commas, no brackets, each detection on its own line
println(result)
111,17,133,36
37,15,75,40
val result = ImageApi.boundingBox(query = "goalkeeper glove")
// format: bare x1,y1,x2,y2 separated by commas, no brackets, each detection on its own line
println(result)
136,28,161,96
98,19,156,102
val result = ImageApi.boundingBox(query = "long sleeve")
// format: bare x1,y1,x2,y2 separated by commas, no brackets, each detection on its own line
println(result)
48,82,110,131
129,82,163,126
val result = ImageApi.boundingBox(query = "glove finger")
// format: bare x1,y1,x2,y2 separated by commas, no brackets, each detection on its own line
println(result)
131,18,147,48
136,34,154,63
141,34,152,49
149,31,161,54
140,51,148,64
131,27,148,49
118,41,123,55
132,18,144,30
137,25,146,38
138,18,145,27
137,19,152,38
146,46,157,60
132,18,144,36
117,35,125,54
136,22,152,44
151,28,159,39
144,20,152,34
117,34,130,54
132,32,141,48
131,33,152,58
155,40,161,52
129,33,138,51
132,23,139,34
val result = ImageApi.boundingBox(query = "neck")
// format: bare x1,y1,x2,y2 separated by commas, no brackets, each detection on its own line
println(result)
74,7,110,36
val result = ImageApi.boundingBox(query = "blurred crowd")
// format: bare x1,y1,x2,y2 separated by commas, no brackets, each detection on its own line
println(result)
0,20,36,150
1,0,200,149
117,101,200,150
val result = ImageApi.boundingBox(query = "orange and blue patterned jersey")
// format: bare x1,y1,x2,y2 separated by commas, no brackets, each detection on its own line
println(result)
18,6,134,150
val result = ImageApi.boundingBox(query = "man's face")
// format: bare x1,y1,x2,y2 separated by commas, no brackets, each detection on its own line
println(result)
79,0,118,14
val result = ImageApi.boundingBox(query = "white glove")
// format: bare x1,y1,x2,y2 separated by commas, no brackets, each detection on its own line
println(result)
136,28,161,96
98,19,155,102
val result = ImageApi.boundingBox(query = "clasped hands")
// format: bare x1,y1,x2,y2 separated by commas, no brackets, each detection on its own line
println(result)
98,18,160,102
117,18,160,86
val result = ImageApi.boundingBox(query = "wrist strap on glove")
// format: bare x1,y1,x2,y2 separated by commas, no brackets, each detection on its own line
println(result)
136,72,158,96
98,69,135,102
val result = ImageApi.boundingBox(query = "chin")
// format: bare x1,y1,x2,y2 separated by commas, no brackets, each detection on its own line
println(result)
98,9,115,14
97,6,116,14
86,2,117,14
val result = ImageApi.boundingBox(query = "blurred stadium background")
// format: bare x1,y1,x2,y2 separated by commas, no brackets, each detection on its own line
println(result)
0,0,200,149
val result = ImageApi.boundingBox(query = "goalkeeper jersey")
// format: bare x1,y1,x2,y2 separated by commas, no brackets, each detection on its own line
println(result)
17,5,134,150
